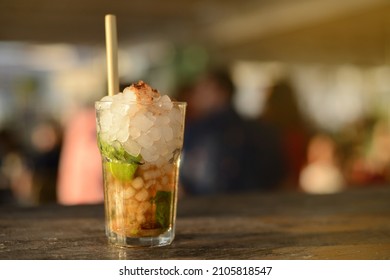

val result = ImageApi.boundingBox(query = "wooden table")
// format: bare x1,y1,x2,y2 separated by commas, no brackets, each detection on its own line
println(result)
0,187,389,260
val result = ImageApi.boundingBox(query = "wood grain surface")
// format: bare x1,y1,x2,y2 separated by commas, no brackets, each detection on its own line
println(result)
0,187,389,260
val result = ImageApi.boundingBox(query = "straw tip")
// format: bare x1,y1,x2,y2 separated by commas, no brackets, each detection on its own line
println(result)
105,14,116,19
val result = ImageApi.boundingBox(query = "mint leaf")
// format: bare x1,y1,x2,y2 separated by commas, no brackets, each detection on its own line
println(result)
154,191,172,229
98,138,142,181
98,138,142,164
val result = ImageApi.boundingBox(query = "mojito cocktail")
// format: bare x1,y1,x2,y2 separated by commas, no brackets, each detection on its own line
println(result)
96,81,186,247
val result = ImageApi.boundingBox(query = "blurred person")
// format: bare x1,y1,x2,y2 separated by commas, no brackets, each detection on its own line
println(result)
0,129,18,204
57,107,103,205
299,133,345,194
175,83,197,123
29,119,62,204
261,79,311,188
180,68,285,195
0,128,33,205
57,83,132,205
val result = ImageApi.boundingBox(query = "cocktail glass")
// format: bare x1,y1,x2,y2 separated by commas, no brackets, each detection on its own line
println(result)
95,100,186,247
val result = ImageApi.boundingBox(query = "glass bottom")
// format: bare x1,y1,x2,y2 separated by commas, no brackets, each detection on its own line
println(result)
106,227,175,247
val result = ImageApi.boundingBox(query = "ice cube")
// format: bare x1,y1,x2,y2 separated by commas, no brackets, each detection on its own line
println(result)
135,189,149,202
129,126,141,138
143,170,156,180
155,115,170,126
163,164,174,173
131,177,144,190
159,146,167,156
132,113,154,132
122,115,130,127
110,114,122,134
147,127,161,141
116,127,129,143
145,111,156,123
137,134,153,148
123,187,135,199
162,126,173,142
127,104,139,117
108,131,117,142
101,95,114,102
169,122,181,137
123,140,141,157
140,147,159,162
155,156,166,167
97,100,112,110
111,93,123,103
110,102,129,116
159,95,173,110
122,88,137,103
99,111,112,132
168,107,183,123
123,87,134,94
159,144,169,157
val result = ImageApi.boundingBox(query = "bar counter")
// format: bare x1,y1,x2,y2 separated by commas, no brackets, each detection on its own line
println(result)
0,187,389,259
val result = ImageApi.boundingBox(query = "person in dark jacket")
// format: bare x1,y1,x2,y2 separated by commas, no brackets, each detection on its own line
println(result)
180,69,286,195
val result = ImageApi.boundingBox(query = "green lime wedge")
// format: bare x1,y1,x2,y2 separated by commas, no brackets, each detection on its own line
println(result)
108,162,138,182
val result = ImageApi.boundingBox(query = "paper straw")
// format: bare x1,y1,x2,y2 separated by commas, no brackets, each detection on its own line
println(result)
105,14,119,96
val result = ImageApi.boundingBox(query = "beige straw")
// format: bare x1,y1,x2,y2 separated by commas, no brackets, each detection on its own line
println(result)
105,14,119,96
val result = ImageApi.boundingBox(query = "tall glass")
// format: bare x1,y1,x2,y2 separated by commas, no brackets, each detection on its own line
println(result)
95,100,186,247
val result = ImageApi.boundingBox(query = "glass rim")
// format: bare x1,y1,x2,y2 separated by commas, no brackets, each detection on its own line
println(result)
95,100,187,106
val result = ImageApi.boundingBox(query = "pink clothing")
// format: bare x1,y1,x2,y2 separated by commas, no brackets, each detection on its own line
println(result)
57,109,103,205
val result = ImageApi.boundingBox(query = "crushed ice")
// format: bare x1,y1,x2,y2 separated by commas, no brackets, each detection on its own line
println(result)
97,81,184,164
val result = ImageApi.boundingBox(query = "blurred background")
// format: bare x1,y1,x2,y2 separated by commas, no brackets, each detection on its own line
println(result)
1,0,390,205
